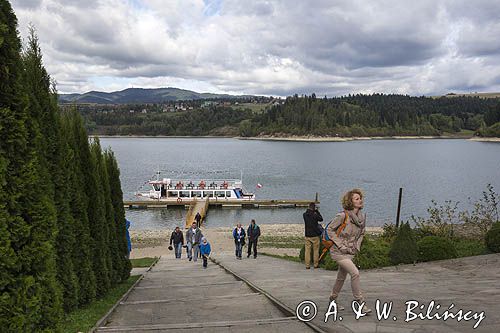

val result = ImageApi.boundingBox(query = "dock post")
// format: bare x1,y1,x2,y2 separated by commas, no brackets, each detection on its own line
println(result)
315,192,319,204
396,188,403,228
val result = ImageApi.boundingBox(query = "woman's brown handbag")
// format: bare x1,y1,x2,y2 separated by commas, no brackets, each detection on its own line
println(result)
319,211,349,261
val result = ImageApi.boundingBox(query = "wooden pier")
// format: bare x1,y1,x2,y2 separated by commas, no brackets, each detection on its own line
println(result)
124,196,319,228
123,198,317,209
185,198,209,228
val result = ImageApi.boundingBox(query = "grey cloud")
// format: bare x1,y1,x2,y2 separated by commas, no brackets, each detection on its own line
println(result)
13,0,42,9
13,0,500,96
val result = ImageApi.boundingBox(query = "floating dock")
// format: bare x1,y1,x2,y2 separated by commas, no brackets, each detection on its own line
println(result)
123,199,317,209
124,196,319,228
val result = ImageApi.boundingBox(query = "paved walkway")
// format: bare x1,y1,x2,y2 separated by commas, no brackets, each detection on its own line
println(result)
96,256,314,332
98,252,500,333
213,253,500,333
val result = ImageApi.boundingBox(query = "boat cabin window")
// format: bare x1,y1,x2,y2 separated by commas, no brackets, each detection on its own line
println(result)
153,184,160,191
179,191,190,198
167,191,179,198
226,191,231,197
192,191,202,198
215,191,226,198
203,191,214,197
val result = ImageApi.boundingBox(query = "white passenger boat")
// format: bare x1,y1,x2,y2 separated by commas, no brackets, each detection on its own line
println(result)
136,172,256,202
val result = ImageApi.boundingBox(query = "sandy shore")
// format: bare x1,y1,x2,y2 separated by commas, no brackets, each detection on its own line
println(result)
239,135,469,142
130,224,382,259
469,137,500,142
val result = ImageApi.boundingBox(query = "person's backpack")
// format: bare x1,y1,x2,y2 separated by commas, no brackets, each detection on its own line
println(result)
321,211,349,250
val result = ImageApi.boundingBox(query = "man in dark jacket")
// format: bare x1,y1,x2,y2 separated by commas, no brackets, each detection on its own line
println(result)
303,202,323,269
170,226,184,259
247,219,261,259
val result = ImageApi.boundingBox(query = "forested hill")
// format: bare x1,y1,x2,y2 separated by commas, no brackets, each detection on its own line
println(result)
241,94,500,137
59,87,256,104
79,93,500,137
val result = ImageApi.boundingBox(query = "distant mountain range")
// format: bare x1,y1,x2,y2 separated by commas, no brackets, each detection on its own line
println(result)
58,87,258,104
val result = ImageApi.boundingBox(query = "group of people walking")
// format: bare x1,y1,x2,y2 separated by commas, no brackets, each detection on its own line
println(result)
169,218,261,267
169,221,211,268
232,219,261,259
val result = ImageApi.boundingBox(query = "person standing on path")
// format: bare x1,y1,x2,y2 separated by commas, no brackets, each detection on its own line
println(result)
169,226,184,259
232,223,246,260
195,212,202,228
199,237,212,268
327,188,371,314
247,219,261,258
185,222,203,262
303,202,323,269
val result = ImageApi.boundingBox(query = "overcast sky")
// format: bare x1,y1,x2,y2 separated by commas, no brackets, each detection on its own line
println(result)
11,0,500,96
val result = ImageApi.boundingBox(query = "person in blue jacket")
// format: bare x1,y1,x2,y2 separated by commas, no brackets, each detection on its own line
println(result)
199,237,211,268
232,223,246,260
125,219,132,259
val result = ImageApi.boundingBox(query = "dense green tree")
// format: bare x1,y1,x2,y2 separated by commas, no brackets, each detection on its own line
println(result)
1,1,62,330
62,111,97,305
104,150,132,281
22,26,80,312
389,222,419,265
88,139,112,296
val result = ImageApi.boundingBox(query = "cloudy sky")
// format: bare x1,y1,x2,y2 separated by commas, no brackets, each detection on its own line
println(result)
11,0,500,96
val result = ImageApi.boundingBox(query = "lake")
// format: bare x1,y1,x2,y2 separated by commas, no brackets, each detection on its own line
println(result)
98,138,500,230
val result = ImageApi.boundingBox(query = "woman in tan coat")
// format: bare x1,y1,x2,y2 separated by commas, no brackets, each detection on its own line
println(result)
327,188,371,313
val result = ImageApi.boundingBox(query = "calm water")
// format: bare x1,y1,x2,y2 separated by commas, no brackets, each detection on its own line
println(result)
99,138,500,230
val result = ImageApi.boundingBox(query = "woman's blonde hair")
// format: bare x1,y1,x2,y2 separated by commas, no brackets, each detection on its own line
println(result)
341,188,364,210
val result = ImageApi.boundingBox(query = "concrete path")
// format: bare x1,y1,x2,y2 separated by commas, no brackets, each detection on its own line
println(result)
96,256,315,332
212,253,500,333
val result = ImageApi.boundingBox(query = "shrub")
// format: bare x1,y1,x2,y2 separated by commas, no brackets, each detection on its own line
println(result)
389,222,419,264
410,200,459,238
381,223,398,242
453,238,487,257
354,235,391,269
460,184,500,239
485,221,500,253
417,236,457,262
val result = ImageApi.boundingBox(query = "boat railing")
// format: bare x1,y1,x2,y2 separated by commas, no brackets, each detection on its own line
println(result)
150,178,242,190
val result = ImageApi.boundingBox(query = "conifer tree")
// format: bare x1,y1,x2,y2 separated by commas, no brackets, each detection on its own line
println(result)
22,26,79,312
1,1,62,329
389,222,419,265
105,150,132,281
62,111,97,305
88,139,112,296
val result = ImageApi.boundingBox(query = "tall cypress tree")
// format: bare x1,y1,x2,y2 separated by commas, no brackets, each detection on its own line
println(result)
104,150,131,282
22,26,79,312
85,138,111,296
1,0,62,330
62,110,96,305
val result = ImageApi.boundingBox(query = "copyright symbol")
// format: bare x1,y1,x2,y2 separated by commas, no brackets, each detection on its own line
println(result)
296,300,317,322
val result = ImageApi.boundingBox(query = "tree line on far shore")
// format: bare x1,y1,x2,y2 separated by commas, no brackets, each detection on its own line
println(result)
0,1,131,331
77,93,500,138
244,93,500,137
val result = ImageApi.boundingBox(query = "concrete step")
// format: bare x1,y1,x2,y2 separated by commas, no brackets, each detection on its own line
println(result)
97,316,312,332
126,281,252,302
103,293,286,326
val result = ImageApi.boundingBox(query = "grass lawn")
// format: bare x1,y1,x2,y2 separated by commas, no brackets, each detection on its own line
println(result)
259,235,304,248
62,275,140,333
130,257,158,268
261,252,302,263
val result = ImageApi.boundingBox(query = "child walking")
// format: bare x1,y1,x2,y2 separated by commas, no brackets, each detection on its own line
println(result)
200,237,211,268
